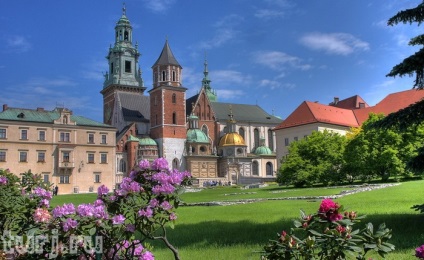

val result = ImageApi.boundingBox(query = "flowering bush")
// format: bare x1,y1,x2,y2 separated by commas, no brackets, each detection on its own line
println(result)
0,158,192,259
262,199,395,260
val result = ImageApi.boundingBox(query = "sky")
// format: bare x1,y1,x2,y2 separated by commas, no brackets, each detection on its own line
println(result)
0,0,422,123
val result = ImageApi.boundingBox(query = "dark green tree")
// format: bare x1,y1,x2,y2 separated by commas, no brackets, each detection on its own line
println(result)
277,130,347,187
344,113,424,181
387,1,424,89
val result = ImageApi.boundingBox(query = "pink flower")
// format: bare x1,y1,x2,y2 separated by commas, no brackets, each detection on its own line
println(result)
62,218,78,232
138,207,153,218
318,199,343,222
33,208,51,223
138,159,150,170
416,245,424,259
0,176,7,185
152,158,169,171
97,185,109,198
112,214,126,225
169,213,177,220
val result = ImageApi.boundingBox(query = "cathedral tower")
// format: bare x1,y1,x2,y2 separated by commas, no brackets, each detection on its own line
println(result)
100,4,145,125
149,40,187,169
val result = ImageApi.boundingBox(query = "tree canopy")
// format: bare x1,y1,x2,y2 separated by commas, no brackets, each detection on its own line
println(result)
387,1,424,89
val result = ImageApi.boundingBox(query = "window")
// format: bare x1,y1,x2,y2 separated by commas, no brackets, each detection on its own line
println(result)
254,128,259,148
202,125,208,136
162,71,166,81
172,112,176,124
59,175,70,184
0,129,6,139
284,138,289,146
19,151,27,162
63,116,68,124
110,62,114,74
94,173,101,183
101,134,107,144
88,153,95,163
119,159,127,172
125,61,131,73
252,161,259,176
38,152,45,162
62,152,70,162
43,174,49,183
172,93,176,103
294,136,298,141
124,31,129,41
21,129,28,140
100,153,107,164
239,127,245,140
172,158,179,170
88,133,94,144
268,129,274,151
266,162,273,176
0,151,6,162
39,130,46,141
60,132,70,142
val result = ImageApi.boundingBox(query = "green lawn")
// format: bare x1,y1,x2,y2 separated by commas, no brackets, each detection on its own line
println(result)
51,181,424,259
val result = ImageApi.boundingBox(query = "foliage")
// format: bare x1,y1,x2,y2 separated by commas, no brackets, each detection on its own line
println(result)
277,130,347,187
0,158,192,259
343,113,424,181
386,1,424,89
262,199,395,260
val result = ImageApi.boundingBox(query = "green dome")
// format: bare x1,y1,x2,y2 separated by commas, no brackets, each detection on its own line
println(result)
187,129,209,143
139,136,157,146
254,146,273,155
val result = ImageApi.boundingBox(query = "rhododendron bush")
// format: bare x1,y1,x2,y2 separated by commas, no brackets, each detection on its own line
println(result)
0,158,192,260
262,199,395,260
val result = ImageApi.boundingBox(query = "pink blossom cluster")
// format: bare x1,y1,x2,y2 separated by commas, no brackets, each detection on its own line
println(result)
62,218,78,232
151,158,169,171
416,245,424,259
115,240,154,260
112,214,126,225
97,184,109,198
77,203,108,219
0,175,7,185
150,170,191,195
138,207,153,218
52,203,76,218
116,177,142,196
33,208,51,223
318,199,343,222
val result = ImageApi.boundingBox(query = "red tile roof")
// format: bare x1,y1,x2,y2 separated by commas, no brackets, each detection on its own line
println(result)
274,89,424,130
330,95,369,109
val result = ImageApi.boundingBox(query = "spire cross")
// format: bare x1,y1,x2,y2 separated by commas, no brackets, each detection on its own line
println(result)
122,3,126,15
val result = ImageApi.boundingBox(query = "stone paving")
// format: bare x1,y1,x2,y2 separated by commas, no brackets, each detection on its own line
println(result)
183,183,401,207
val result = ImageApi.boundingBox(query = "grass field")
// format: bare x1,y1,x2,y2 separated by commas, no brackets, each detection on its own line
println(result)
50,181,424,259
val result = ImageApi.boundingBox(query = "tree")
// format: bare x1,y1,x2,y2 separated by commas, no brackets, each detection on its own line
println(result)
343,113,424,181
277,130,347,187
387,1,424,89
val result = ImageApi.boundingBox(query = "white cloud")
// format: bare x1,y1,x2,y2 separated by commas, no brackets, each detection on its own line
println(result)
300,32,370,55
6,35,31,53
252,51,311,71
215,89,245,100
254,9,284,19
143,0,176,13
212,70,251,85
198,15,244,49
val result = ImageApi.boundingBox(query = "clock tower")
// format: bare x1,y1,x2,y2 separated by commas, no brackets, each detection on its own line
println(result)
100,4,145,125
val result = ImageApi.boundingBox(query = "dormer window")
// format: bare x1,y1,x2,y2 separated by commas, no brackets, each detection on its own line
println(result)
63,116,68,124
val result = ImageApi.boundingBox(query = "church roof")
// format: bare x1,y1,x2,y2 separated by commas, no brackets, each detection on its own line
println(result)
218,132,246,147
210,102,282,124
117,92,150,123
0,107,113,128
254,145,273,155
330,95,369,109
187,129,210,143
152,40,181,67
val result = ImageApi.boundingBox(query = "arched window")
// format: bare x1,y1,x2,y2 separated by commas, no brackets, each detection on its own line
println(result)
202,125,208,136
223,126,228,134
266,162,273,176
252,161,259,176
172,158,179,170
239,127,245,140
172,112,177,124
162,71,166,81
119,159,127,173
254,128,259,148
268,129,274,151
172,93,176,103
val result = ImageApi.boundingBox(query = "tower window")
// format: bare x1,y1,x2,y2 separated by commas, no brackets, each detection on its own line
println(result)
124,31,129,41
172,93,176,103
172,112,177,124
125,61,131,73
162,71,166,81
110,63,114,74
172,71,176,81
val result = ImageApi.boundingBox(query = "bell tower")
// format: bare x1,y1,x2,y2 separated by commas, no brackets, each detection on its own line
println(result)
100,4,145,125
149,40,187,169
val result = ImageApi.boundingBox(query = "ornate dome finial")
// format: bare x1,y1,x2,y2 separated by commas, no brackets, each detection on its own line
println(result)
122,2,126,16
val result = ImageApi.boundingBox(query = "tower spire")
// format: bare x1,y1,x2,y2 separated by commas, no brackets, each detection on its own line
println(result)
122,2,126,16
201,53,217,102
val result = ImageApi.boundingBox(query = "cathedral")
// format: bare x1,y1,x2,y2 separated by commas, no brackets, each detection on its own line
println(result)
101,6,282,186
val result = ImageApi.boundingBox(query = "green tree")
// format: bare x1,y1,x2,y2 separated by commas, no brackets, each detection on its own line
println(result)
277,130,347,187
344,114,424,181
387,1,424,89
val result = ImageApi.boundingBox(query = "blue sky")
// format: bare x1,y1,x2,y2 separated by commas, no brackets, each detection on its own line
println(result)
0,0,422,122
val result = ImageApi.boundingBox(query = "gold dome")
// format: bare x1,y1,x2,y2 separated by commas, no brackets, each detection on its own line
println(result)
218,133,246,146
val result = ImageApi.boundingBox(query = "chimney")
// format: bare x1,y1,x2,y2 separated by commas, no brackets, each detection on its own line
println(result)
2,104,8,111
333,97,339,105
37,107,44,112
359,102,365,108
